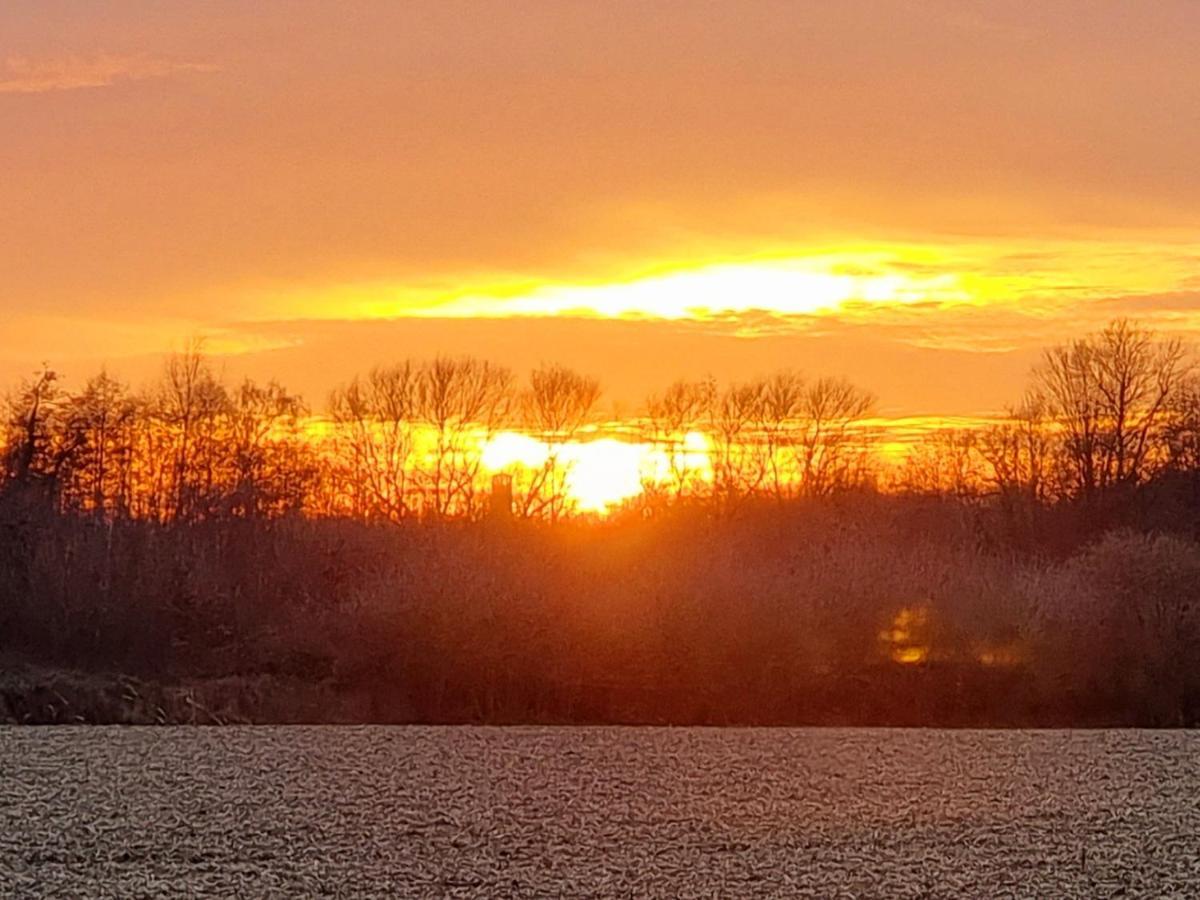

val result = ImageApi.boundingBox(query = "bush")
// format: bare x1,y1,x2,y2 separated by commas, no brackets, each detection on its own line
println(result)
2,495,1198,725
1032,531,1200,725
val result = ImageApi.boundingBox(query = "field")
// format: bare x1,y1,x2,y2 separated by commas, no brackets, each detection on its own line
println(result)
1,728,1196,897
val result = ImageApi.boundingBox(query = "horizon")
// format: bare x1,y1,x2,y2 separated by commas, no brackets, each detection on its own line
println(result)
0,315,1186,515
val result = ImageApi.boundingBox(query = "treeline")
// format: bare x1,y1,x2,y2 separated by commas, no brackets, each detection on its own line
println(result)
897,319,1200,546
1,350,316,523
3,319,1200,726
0,348,592,523
6,320,1200,529
902,319,1199,506
0,342,876,523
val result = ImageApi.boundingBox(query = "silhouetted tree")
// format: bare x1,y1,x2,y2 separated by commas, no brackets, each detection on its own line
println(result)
900,429,986,498
643,379,713,502
707,378,765,508
57,371,138,518
979,391,1058,506
153,343,231,521
755,371,805,500
1036,320,1189,500
520,364,601,521
328,364,419,521
227,379,312,518
794,376,875,496
2,367,69,496
416,357,513,518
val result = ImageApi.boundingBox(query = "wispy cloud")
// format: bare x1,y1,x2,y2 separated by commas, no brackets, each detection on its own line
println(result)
1096,291,1200,313
0,53,217,95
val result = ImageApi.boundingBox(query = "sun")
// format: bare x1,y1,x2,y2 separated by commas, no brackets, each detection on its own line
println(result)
559,439,647,512
482,432,659,514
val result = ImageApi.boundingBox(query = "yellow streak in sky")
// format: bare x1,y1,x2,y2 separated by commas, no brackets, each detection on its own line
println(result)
261,238,1200,327
423,258,967,320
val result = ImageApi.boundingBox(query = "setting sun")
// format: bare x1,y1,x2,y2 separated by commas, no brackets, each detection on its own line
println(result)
482,431,660,514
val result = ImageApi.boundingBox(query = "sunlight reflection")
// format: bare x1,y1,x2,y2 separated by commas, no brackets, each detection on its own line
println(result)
881,605,931,665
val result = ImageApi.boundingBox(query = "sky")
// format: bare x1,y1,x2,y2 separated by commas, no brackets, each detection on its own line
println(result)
2,1,1199,416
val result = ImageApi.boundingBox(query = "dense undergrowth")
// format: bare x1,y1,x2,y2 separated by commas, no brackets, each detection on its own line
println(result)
3,490,1198,726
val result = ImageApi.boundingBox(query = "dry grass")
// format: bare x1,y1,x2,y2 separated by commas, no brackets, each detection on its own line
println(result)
0,657,385,725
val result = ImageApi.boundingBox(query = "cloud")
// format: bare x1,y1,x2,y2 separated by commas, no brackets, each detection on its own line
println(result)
1096,291,1200,313
0,53,217,95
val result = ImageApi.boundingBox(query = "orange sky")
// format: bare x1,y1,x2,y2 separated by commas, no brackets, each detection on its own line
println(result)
2,1,1199,415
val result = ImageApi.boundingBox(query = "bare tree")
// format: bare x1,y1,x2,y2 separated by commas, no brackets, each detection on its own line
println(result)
1163,375,1200,476
643,379,714,502
793,377,875,497
900,428,987,498
228,379,312,518
1157,373,1200,530
520,364,601,521
979,391,1058,505
1,367,76,508
416,357,513,518
2,367,66,492
755,371,805,500
646,372,872,505
154,343,231,521
329,364,419,521
1035,319,1189,498
707,379,766,507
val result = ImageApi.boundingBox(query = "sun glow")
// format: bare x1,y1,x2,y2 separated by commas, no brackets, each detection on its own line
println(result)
312,415,983,518
479,427,731,514
482,431,653,513
420,255,969,321
286,236,1197,323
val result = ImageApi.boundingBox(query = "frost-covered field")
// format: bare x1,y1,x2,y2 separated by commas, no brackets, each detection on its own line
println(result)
1,728,1197,897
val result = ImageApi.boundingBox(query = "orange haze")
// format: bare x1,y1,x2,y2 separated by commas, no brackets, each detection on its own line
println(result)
3,2,1200,417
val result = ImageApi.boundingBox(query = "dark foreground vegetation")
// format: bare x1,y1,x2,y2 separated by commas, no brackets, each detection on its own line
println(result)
3,319,1200,725
3,496,1200,726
